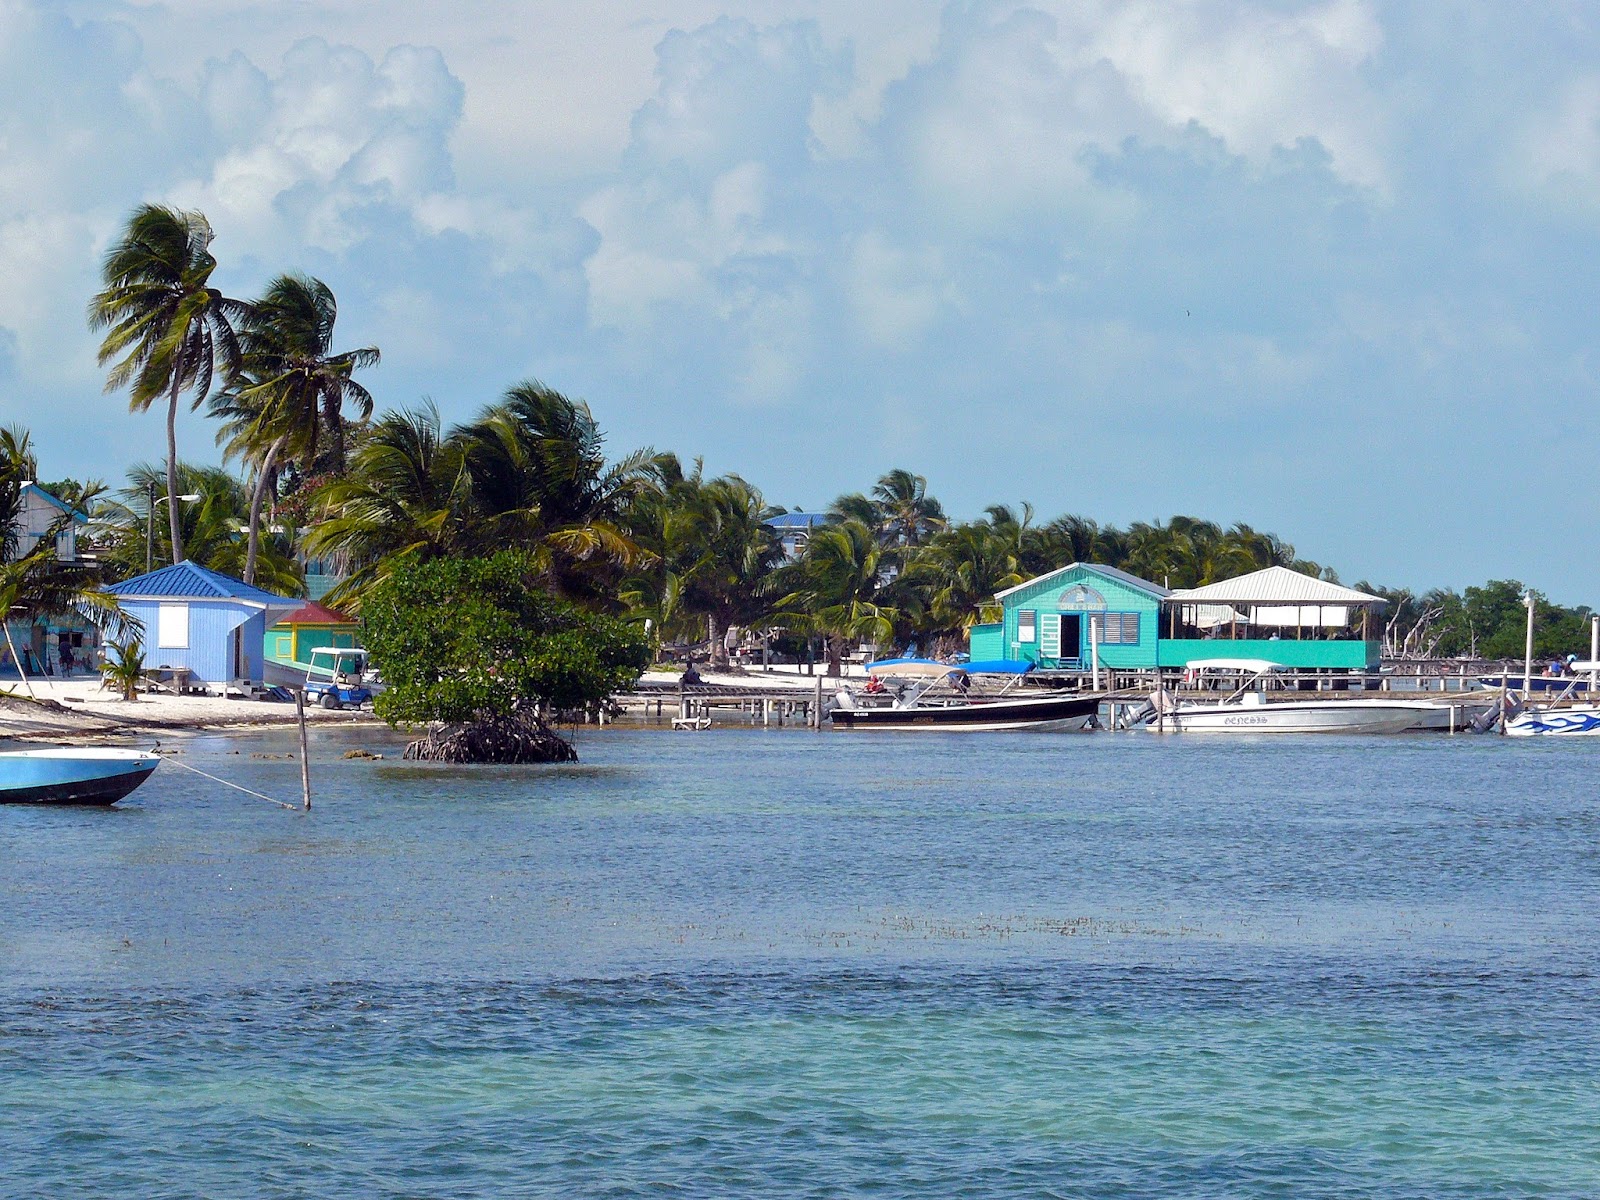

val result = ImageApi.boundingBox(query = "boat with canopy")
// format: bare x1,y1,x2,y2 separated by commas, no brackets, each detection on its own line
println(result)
830,659,1101,732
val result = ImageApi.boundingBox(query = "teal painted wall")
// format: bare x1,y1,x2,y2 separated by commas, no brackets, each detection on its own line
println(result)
968,623,1003,660
998,565,1162,669
1158,638,1380,670
264,625,359,667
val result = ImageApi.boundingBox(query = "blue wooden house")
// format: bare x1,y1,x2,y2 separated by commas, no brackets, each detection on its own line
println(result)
106,562,300,690
968,563,1168,669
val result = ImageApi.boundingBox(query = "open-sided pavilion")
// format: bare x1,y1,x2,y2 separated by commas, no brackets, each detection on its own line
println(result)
1161,566,1387,670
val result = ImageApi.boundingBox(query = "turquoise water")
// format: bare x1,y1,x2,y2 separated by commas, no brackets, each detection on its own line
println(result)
3,727,1599,1196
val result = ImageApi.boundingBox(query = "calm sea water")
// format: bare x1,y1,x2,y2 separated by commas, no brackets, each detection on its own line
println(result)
3,725,1599,1197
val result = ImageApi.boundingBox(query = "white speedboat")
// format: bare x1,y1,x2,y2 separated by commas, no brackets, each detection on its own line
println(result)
1403,693,1502,732
0,747,160,805
1148,659,1434,735
831,659,1101,732
1504,661,1600,736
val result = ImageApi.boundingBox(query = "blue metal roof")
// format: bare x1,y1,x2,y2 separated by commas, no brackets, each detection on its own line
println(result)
106,560,298,606
22,483,89,524
767,511,829,529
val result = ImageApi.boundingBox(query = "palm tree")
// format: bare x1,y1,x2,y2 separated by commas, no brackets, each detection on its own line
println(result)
456,381,652,603
676,475,784,668
1021,514,1114,576
301,405,470,608
211,274,378,583
94,463,303,597
0,425,38,562
778,519,896,676
871,468,946,548
903,522,1027,632
89,205,246,565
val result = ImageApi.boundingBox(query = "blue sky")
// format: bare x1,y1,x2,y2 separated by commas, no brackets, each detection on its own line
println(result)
3,0,1598,602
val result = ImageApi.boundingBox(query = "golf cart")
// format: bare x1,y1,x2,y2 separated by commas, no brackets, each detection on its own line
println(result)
305,647,374,710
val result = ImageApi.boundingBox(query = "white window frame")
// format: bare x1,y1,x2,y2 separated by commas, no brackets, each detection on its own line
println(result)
157,603,190,649
1018,609,1037,644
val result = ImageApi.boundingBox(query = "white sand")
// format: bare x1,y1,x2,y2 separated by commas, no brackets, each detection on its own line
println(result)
3,674,373,736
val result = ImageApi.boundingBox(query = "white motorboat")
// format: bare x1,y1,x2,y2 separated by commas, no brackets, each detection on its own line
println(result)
1504,661,1600,737
0,747,160,805
1147,659,1435,735
831,659,1102,732
1403,693,1502,732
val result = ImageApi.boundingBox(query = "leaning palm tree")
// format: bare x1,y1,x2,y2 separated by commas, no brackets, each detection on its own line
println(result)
211,274,378,583
89,205,246,565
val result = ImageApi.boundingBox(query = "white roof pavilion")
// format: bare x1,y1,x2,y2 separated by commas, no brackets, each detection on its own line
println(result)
1167,566,1387,629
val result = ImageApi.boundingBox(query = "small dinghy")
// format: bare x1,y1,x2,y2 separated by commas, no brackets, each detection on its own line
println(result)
0,748,160,806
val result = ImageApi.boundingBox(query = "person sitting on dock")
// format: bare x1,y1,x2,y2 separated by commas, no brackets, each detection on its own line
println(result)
682,658,703,686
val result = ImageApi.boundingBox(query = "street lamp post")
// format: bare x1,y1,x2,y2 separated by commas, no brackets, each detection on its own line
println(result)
145,484,202,573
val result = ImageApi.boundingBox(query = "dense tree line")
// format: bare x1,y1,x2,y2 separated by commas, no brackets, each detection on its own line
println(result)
21,203,1588,703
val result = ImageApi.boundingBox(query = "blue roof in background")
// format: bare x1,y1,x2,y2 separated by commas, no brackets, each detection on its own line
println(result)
22,483,89,524
766,511,829,529
106,560,298,606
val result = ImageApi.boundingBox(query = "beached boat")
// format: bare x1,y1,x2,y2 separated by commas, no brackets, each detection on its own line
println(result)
1146,659,1434,734
831,659,1101,732
0,747,160,805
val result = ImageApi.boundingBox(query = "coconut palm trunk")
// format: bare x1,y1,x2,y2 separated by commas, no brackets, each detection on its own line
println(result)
244,431,290,585
706,612,724,670
827,635,845,677
165,365,185,565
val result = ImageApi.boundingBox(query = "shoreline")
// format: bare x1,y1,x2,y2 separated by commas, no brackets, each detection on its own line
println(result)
1,676,378,743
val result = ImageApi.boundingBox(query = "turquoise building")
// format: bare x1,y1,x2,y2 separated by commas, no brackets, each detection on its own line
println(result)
970,563,1386,672
968,563,1167,669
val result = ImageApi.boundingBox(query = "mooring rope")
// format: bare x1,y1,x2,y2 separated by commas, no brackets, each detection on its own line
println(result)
157,749,302,812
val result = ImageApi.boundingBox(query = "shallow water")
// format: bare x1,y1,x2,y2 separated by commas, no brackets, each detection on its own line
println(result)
3,726,1599,1196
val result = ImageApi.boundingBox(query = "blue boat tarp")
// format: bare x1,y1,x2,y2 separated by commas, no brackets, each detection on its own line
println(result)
955,660,1033,676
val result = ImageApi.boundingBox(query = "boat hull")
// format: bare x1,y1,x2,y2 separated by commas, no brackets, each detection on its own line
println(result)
0,748,160,806
1404,696,1501,731
1504,705,1600,737
1155,700,1431,735
832,693,1100,732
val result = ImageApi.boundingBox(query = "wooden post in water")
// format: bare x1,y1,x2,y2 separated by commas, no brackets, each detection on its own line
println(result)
813,674,824,730
295,689,312,812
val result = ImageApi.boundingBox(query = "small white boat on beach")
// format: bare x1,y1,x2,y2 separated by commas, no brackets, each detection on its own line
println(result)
0,747,160,805
1146,659,1435,735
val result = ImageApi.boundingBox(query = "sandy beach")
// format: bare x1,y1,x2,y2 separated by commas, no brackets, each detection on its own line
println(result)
0,662,863,742
0,674,375,741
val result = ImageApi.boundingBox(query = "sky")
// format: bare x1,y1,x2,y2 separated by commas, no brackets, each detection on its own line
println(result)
2,0,1598,602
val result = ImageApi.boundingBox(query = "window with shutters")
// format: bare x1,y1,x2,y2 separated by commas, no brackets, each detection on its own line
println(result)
1018,610,1037,643
1094,612,1140,644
